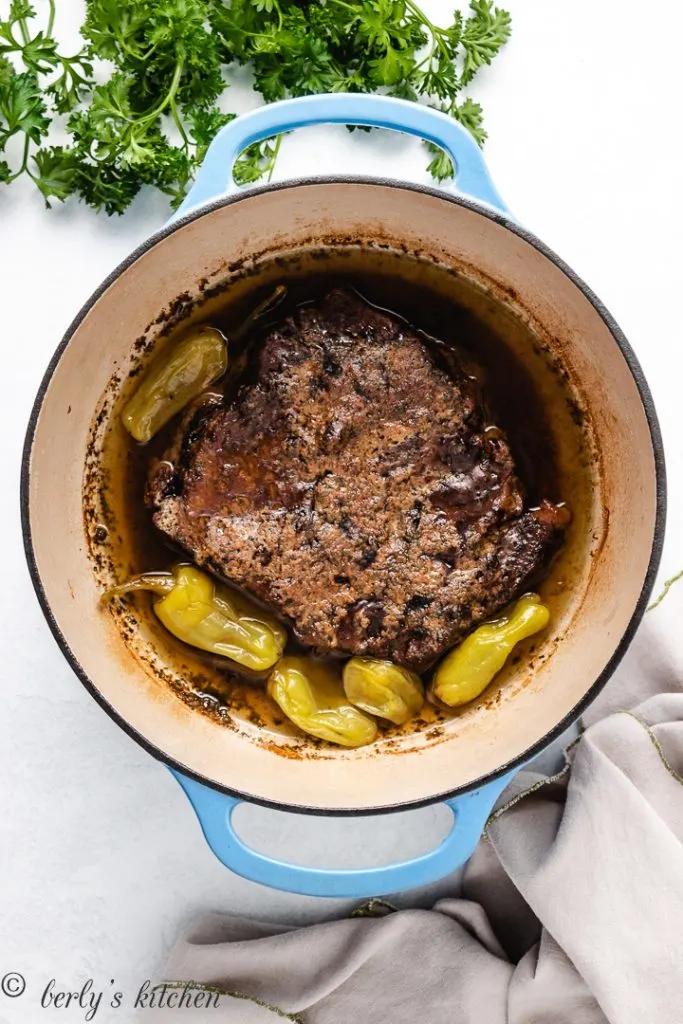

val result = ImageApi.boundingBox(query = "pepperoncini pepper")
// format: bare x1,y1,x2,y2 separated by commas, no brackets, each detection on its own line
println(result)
431,594,550,708
122,325,228,443
267,656,378,748
103,564,286,671
121,287,287,444
343,657,424,725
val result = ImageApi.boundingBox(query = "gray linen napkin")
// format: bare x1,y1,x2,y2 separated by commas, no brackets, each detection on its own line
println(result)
146,594,683,1023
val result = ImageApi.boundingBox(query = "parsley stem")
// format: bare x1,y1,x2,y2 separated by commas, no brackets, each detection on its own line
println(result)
140,59,184,124
403,0,451,61
17,11,30,45
403,0,443,36
266,132,282,181
117,34,155,62
7,133,31,183
648,569,683,611
19,132,30,172
170,95,189,148
47,0,56,38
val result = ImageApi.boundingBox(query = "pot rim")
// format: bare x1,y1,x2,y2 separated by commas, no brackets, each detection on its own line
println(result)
20,176,667,816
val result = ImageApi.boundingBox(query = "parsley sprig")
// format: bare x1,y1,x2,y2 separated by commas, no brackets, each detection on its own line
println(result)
0,0,92,195
0,0,511,214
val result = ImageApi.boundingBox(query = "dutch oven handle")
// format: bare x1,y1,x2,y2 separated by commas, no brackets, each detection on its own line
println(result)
169,92,513,897
172,92,509,219
171,768,515,898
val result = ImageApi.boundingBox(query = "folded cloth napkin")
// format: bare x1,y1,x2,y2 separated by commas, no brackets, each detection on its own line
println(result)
146,592,683,1024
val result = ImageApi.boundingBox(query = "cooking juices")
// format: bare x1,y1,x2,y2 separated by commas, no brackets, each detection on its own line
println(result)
85,247,594,748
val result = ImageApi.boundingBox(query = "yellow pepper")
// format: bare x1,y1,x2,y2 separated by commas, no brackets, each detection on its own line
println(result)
343,657,424,725
431,594,550,708
122,325,228,443
268,656,378,747
104,564,286,671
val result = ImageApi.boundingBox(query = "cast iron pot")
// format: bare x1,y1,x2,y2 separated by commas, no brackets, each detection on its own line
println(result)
22,94,666,898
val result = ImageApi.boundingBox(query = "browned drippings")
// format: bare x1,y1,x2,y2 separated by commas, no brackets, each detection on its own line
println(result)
84,245,595,749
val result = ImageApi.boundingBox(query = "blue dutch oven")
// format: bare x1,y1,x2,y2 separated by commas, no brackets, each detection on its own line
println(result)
22,94,665,898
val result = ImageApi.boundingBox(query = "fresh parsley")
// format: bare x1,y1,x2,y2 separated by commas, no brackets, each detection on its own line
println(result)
0,0,511,214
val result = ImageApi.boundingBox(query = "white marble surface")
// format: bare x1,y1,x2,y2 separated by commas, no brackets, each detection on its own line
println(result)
1,0,682,1018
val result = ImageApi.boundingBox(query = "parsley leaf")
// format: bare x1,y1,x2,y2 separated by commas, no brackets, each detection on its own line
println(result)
48,54,93,114
187,105,234,163
454,96,487,146
234,134,283,187
31,144,78,204
0,69,49,144
426,142,455,183
0,1,91,188
461,0,512,86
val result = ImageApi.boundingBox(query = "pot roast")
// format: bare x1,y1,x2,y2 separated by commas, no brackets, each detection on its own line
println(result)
148,289,566,671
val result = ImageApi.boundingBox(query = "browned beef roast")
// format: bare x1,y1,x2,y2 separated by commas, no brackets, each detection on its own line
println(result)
148,289,566,671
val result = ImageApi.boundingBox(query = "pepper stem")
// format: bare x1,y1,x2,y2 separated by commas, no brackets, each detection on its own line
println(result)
232,285,288,343
102,572,176,602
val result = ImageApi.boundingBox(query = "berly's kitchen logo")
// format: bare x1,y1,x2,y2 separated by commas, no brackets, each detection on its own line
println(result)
2,974,222,1019
1,973,302,1022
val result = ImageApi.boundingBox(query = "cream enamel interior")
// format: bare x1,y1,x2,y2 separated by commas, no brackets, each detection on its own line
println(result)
26,182,659,811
